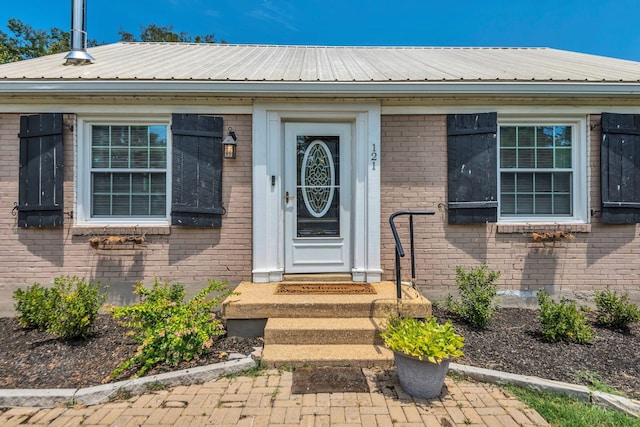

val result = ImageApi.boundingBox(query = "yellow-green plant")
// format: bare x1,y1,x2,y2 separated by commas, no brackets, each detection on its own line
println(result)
107,278,234,380
380,317,464,364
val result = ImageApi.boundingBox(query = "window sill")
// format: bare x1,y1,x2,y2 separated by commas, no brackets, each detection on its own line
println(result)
496,223,591,234
71,225,171,236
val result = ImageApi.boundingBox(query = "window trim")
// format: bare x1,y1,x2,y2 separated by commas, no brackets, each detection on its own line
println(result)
76,115,172,226
497,116,587,224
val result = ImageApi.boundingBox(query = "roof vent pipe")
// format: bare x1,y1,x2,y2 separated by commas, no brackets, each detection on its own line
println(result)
64,0,94,65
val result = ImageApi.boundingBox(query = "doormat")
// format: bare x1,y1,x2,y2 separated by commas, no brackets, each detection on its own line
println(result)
292,366,370,394
275,282,376,295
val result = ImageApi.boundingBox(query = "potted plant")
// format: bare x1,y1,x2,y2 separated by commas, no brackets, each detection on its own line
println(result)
380,316,465,399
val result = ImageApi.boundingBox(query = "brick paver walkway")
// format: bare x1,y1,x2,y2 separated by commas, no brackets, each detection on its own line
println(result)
0,369,548,426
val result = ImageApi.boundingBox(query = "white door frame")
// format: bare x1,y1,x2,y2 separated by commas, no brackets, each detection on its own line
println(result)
252,102,382,283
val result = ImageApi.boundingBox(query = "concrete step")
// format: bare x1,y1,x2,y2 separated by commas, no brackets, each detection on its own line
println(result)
223,282,431,320
264,317,386,345
261,344,395,368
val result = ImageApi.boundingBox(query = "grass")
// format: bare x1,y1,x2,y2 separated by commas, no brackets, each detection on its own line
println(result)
504,385,640,427
570,370,626,397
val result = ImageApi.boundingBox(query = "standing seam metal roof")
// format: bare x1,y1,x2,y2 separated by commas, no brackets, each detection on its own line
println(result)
1,43,640,83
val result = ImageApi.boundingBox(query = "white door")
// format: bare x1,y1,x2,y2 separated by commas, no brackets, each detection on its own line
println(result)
284,122,352,273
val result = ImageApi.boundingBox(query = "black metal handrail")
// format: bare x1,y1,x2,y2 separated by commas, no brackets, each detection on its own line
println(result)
389,210,435,299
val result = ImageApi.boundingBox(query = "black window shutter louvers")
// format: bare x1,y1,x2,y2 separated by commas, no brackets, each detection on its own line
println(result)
601,112,640,224
18,113,64,228
171,114,224,227
447,112,498,224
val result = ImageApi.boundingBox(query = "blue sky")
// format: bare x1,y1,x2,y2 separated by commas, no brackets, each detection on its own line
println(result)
2,0,640,62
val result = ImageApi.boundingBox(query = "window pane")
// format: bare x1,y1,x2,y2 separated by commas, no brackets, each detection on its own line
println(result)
535,174,552,193
150,174,166,193
112,195,130,215
501,149,516,168
555,126,572,147
130,126,148,147
112,174,130,193
131,148,149,168
555,148,572,168
537,148,554,168
537,126,555,147
92,126,110,147
92,148,109,168
501,173,515,192
131,195,150,215
112,126,129,146
501,127,516,147
93,195,111,216
149,148,166,168
518,127,535,147
554,194,572,214
518,173,533,192
518,148,535,168
110,148,129,168
149,126,167,147
93,173,111,192
535,195,553,214
516,194,533,214
150,195,166,215
554,173,571,192
501,194,515,214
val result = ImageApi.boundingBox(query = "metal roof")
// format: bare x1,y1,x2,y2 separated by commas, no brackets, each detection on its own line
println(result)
1,43,640,83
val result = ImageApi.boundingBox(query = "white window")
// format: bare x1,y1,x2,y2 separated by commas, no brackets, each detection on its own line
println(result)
498,117,587,223
77,117,171,225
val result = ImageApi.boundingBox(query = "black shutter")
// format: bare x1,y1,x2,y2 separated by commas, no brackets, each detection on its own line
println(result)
601,112,640,224
18,113,64,228
447,112,498,224
171,114,224,227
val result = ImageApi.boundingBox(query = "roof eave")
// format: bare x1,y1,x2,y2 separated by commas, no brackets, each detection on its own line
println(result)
0,80,639,97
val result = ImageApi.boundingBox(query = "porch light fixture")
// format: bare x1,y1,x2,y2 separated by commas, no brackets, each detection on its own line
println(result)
222,127,237,159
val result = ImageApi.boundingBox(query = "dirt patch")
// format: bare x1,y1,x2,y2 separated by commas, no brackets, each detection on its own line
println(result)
292,367,369,394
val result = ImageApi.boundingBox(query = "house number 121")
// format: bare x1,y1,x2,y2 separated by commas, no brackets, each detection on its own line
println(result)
371,144,377,170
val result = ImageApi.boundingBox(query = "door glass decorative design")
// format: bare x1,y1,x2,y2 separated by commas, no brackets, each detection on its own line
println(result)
296,136,340,237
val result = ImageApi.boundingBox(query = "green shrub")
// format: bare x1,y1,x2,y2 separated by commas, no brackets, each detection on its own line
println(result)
537,290,593,344
13,276,106,339
46,276,107,339
594,287,640,330
13,283,54,330
107,278,234,380
445,263,500,329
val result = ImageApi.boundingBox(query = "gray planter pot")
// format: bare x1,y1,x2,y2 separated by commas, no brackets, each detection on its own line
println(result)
393,351,450,399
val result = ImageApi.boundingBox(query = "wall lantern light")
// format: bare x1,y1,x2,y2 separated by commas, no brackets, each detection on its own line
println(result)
222,127,237,159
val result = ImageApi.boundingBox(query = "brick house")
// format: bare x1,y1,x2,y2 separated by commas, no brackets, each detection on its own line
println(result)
1,43,640,304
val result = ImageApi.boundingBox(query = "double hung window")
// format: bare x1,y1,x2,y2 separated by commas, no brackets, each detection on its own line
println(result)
498,118,586,223
78,118,170,224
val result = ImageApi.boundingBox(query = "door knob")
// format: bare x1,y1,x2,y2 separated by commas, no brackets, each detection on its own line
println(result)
286,191,290,203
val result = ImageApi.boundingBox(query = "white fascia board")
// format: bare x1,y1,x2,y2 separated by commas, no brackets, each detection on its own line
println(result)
1,80,640,97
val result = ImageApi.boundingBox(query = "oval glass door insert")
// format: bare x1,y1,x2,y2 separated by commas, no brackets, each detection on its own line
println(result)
301,140,335,218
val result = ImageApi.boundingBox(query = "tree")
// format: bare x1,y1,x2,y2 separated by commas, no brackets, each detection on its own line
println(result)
0,18,71,63
118,24,223,44
0,20,223,64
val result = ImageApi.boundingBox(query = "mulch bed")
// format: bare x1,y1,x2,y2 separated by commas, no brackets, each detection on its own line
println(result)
0,308,638,400
432,307,640,399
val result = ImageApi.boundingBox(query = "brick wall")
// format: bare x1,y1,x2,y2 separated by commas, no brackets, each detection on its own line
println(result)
0,113,252,295
380,114,640,299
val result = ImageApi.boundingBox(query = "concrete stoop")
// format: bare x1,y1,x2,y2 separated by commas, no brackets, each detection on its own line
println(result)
222,281,432,368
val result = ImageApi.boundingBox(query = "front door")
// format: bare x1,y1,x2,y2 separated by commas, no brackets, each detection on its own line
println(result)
284,122,352,273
